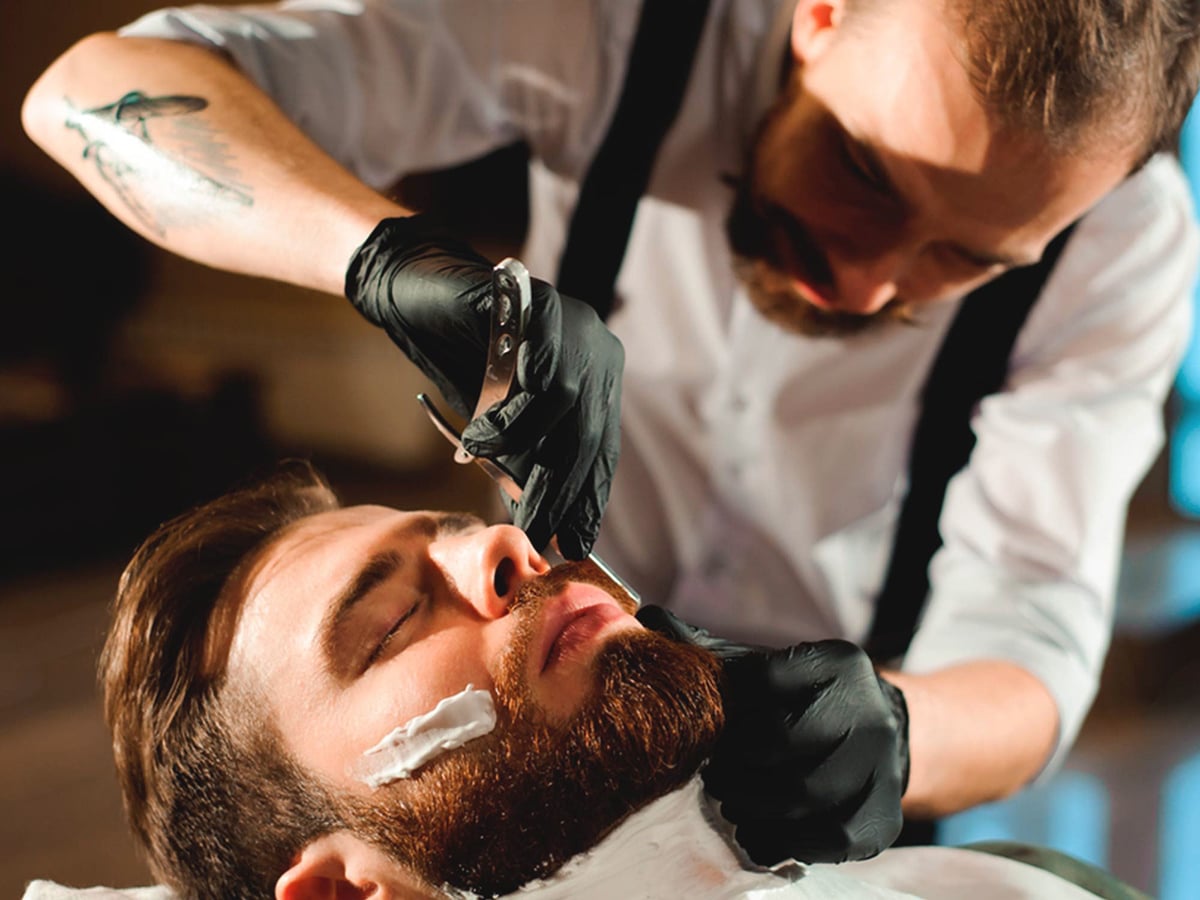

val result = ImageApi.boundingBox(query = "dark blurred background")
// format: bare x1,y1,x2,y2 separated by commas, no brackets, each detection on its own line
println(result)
4,2,1200,898
2,1,528,893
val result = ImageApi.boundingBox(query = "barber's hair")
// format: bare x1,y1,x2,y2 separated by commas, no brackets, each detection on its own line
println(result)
951,0,1200,164
100,460,343,899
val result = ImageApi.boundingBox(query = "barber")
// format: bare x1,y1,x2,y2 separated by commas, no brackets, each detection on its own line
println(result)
23,0,1200,868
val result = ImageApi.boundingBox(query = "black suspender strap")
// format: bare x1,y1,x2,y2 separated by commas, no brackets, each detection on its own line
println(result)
557,0,1077,664
865,223,1078,663
555,0,713,319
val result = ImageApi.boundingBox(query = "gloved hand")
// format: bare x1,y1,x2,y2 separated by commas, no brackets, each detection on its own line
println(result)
637,605,909,866
345,215,625,558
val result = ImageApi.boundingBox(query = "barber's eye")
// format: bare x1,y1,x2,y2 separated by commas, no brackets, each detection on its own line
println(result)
493,557,516,596
840,140,884,194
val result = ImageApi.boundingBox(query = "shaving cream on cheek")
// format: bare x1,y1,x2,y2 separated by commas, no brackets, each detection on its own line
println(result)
354,685,497,789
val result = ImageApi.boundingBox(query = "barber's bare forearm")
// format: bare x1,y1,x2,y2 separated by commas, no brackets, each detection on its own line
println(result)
21,33,405,296
880,661,1058,820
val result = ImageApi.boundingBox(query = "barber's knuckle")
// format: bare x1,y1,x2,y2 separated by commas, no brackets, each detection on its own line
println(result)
578,411,606,445
546,369,581,405
606,332,625,362
573,298,602,326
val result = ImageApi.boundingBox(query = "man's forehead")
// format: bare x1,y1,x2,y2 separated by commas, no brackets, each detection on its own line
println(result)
839,0,1138,170
817,2,1133,242
829,2,991,167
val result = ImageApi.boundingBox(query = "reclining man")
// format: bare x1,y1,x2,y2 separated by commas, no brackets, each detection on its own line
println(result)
52,460,1146,900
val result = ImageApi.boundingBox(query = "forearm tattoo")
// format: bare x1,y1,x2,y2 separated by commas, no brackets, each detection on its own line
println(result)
65,90,253,237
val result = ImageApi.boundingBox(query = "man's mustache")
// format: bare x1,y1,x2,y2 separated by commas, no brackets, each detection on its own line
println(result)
512,559,636,615
724,172,833,288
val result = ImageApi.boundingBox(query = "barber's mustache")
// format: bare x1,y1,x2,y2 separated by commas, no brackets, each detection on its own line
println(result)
724,174,834,289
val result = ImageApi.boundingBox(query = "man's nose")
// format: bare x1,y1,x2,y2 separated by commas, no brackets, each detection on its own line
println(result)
827,246,906,315
825,240,907,316
430,525,551,619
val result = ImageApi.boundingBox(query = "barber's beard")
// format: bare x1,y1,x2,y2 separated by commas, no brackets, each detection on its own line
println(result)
340,561,725,898
725,76,914,338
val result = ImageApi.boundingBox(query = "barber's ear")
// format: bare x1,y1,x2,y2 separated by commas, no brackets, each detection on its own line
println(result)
791,0,845,64
276,831,433,900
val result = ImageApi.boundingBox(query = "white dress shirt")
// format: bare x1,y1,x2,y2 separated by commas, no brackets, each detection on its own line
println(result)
121,0,1199,773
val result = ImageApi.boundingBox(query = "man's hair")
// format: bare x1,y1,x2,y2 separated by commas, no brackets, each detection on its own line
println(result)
951,0,1200,164
100,460,344,899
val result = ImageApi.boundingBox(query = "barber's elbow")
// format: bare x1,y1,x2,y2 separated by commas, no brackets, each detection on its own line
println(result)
23,32,118,149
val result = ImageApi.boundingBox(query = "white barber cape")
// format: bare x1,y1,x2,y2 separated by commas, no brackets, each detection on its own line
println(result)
121,0,1200,774
21,778,1108,899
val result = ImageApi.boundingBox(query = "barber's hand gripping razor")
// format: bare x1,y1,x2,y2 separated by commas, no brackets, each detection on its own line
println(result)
418,258,640,607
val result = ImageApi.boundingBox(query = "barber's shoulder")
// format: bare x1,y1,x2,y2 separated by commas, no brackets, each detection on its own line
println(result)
1010,151,1195,363
1056,150,1197,287
1092,151,1195,231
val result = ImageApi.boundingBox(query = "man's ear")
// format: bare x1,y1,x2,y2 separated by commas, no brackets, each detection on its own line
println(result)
276,831,434,900
790,0,846,64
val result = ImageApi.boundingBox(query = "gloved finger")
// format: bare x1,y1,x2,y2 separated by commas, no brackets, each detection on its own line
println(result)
703,764,807,819
732,814,862,867
836,784,905,860
460,390,568,459
734,779,900,866
511,409,596,552
702,734,844,802
717,648,830,713
552,392,621,558
552,466,605,560
516,279,564,395
731,771,894,866
495,485,518,523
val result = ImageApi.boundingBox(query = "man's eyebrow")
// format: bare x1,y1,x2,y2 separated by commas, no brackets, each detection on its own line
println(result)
843,128,903,201
434,510,488,536
842,126,1039,269
319,549,405,668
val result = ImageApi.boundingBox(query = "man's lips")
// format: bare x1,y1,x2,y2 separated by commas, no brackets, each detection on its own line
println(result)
536,585,636,673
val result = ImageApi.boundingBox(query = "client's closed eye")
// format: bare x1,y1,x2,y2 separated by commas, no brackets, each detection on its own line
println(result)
366,600,424,669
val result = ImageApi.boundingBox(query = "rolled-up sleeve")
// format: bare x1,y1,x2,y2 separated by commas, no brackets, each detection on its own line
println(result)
904,153,1199,778
119,0,615,189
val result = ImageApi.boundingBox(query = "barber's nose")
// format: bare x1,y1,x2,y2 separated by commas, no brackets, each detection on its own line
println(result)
429,525,551,619
827,247,905,315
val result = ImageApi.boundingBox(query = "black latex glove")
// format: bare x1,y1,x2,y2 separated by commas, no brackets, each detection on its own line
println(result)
345,215,625,558
637,605,909,866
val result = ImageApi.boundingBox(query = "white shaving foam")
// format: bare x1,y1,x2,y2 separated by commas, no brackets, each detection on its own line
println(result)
355,685,497,789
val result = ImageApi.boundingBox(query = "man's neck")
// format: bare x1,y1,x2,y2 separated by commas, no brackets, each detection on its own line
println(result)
499,777,796,899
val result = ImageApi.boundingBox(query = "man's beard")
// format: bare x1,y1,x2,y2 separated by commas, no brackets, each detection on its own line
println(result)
724,73,915,338
339,561,725,897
